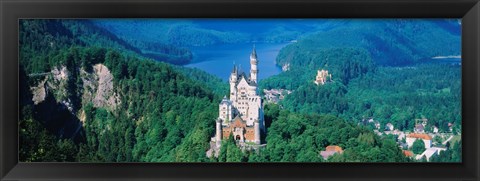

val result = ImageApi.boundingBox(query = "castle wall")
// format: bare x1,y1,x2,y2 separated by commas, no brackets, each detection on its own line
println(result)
222,129,231,139
245,127,255,141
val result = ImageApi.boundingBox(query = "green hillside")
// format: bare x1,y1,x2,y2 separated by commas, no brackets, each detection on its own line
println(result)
276,19,460,67
19,19,461,163
19,20,225,162
260,19,461,134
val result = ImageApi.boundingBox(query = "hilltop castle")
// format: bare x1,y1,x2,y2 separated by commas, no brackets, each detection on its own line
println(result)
208,46,265,156
314,69,332,85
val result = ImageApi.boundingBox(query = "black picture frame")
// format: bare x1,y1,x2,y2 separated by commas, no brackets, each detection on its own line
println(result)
1,0,479,180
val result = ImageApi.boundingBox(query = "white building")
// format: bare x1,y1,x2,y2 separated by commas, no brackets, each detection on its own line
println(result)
386,123,394,131
406,133,432,149
314,69,332,85
433,126,439,133
210,46,265,152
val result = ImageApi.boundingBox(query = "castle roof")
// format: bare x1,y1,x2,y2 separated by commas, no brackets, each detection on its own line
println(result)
233,115,244,122
223,115,256,128
415,123,424,130
250,45,257,59
231,64,238,74
230,115,248,127
220,96,231,105
236,72,257,87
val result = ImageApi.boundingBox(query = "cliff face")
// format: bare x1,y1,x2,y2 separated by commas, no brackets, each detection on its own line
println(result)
32,64,119,111
81,64,120,111
30,63,119,139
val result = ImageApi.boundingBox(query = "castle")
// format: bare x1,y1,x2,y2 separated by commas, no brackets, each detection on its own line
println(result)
209,46,265,154
314,69,332,85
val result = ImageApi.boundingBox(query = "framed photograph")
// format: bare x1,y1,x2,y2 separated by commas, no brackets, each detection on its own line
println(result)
1,0,479,180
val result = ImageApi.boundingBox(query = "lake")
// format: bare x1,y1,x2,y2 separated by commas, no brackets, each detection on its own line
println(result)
423,57,461,66
185,43,289,81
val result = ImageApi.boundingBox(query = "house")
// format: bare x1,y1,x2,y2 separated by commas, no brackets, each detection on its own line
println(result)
320,145,344,160
371,120,381,130
414,124,425,133
406,133,432,149
397,132,406,141
414,118,428,133
433,126,439,133
385,123,394,131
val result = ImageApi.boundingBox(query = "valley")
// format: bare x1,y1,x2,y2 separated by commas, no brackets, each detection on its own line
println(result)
19,19,462,163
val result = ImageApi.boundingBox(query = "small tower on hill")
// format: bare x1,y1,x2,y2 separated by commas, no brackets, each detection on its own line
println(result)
314,69,332,85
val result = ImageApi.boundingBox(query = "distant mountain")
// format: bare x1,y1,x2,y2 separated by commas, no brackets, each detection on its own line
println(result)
92,20,250,46
92,19,347,46
276,19,461,67
63,20,193,65
93,19,460,67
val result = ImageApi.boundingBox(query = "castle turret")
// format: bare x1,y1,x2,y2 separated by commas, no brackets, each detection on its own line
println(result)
219,96,232,123
250,45,258,83
254,119,260,144
216,118,222,148
229,65,238,101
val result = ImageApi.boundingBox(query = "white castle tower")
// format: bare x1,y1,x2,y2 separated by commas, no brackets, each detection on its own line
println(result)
250,45,258,83
208,45,265,156
229,65,238,103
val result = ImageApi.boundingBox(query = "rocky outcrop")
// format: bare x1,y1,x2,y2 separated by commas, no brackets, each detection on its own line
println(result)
31,78,48,105
31,66,68,106
48,66,71,110
81,64,120,111
28,63,120,140
93,64,120,110
31,63,120,114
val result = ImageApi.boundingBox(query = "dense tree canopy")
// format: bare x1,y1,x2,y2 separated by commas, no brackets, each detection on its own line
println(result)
412,139,426,155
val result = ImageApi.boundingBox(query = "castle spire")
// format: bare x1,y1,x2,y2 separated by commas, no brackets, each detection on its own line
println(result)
250,44,257,59
231,64,237,74
250,44,258,83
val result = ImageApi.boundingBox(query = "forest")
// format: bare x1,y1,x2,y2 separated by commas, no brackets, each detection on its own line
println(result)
19,19,461,162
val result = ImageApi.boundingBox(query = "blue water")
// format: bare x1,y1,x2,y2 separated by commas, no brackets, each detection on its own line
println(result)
185,43,289,81
424,57,461,65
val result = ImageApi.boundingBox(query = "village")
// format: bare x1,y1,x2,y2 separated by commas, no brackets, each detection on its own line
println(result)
366,117,459,161
264,69,460,161
317,117,459,161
